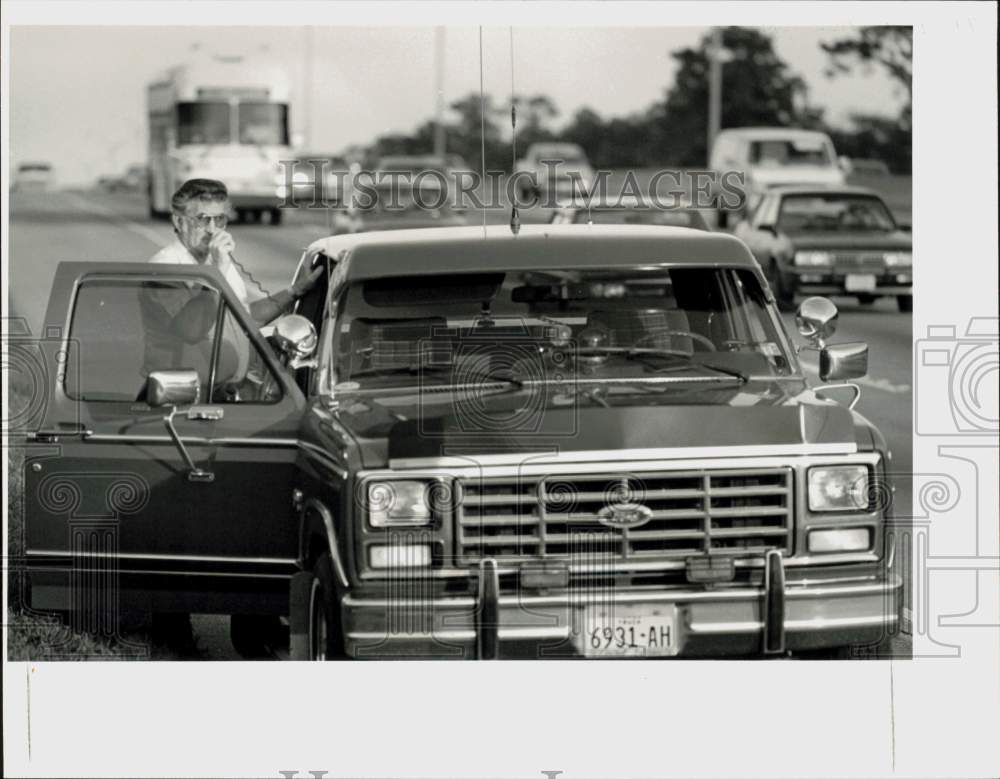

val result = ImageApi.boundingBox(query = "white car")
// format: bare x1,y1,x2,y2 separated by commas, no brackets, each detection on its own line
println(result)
709,128,846,227
514,142,594,204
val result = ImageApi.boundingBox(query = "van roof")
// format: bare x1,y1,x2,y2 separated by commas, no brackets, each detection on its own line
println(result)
306,224,756,281
716,127,832,141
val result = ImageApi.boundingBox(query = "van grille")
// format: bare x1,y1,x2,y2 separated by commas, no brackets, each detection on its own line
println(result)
456,468,793,565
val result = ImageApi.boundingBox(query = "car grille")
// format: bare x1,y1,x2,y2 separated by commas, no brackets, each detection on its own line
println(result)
456,468,793,565
830,252,886,272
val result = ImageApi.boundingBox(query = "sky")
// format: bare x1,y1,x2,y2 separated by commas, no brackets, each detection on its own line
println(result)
9,25,907,185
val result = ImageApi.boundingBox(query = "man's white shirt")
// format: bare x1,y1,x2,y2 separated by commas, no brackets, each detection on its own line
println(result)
149,238,263,380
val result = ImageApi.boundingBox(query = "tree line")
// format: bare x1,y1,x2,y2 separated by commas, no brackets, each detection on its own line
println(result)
366,27,912,174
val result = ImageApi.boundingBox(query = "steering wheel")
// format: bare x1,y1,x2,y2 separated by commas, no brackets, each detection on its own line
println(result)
631,330,717,352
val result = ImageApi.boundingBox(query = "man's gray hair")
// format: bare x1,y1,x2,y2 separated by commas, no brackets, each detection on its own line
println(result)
171,178,228,214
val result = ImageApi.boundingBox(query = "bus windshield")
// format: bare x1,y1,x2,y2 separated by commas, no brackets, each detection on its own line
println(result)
177,101,231,145
238,102,289,145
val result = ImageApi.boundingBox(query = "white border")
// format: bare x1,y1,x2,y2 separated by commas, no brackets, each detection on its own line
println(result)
3,3,998,778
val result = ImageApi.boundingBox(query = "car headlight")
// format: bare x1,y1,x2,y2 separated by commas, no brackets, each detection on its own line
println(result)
367,480,432,527
794,251,833,267
808,466,870,512
883,251,912,267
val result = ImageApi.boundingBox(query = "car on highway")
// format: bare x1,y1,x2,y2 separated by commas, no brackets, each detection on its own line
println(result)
13,161,55,191
549,202,710,230
287,152,352,206
709,128,846,227
514,142,595,203
733,186,913,311
22,224,900,660
327,154,471,234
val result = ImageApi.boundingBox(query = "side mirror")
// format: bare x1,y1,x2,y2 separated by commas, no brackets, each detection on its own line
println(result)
145,369,216,482
147,369,200,408
820,342,868,382
795,296,838,348
271,314,318,370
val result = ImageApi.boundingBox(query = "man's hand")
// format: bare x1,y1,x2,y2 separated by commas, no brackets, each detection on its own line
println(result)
208,230,236,270
292,265,324,299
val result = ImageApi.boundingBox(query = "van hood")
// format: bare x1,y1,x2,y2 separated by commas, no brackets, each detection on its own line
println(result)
328,378,864,469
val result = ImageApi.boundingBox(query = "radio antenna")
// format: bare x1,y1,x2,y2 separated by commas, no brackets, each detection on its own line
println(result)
478,26,487,238
509,27,520,236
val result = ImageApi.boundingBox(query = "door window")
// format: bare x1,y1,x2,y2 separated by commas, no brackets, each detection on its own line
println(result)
65,278,281,404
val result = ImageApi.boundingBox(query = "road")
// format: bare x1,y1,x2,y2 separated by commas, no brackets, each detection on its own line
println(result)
7,188,913,659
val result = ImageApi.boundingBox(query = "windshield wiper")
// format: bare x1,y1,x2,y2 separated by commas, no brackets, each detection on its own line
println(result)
575,346,748,383
340,367,525,393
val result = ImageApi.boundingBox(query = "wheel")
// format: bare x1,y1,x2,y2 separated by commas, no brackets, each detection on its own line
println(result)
856,294,877,305
897,295,913,313
308,552,344,660
268,207,283,226
230,614,283,659
765,259,795,312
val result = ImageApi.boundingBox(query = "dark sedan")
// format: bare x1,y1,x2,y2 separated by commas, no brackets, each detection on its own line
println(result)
733,186,912,311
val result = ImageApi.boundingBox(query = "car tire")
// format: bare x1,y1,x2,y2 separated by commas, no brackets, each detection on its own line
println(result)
766,259,795,312
309,552,345,660
269,207,283,226
857,294,877,305
230,614,283,659
897,295,913,313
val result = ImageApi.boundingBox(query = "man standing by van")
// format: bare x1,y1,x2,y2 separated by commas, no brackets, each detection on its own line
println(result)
142,178,321,384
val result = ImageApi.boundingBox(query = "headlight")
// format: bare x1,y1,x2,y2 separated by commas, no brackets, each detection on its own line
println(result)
883,251,912,267
367,480,432,527
808,466,870,512
794,251,833,267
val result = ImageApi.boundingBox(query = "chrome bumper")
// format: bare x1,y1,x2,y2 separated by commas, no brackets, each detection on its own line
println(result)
342,554,902,659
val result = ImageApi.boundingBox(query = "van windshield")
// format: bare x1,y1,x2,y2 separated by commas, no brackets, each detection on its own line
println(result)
750,139,832,167
333,266,794,390
177,102,231,145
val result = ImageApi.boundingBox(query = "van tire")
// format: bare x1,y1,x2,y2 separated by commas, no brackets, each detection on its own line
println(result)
308,552,345,660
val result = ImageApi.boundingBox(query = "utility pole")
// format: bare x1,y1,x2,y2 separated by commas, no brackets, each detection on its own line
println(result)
303,26,313,150
707,27,724,160
433,26,446,157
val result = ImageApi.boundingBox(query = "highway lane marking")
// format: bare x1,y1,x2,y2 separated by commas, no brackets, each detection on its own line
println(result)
65,192,168,247
856,375,911,394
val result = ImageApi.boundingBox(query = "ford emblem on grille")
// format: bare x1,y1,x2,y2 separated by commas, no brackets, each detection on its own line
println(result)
597,503,653,529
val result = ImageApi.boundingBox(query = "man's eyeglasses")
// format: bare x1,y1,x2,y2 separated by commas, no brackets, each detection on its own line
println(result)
186,213,228,229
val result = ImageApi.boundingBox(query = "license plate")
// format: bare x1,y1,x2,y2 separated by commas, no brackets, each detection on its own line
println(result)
576,605,680,657
845,273,877,292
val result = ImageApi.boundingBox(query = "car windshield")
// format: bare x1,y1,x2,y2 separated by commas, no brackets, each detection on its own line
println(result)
534,146,587,164
750,139,832,167
177,101,231,145
237,102,289,145
332,266,794,391
377,157,447,174
777,194,896,232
